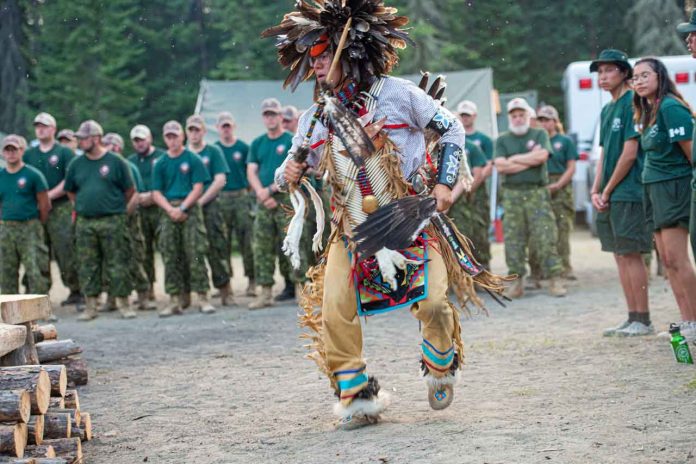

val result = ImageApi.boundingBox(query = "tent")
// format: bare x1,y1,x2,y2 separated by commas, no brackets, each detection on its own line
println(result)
195,68,497,144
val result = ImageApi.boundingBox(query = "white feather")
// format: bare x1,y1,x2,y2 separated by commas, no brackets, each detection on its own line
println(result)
374,248,421,289
333,391,391,418
282,189,306,270
301,179,325,253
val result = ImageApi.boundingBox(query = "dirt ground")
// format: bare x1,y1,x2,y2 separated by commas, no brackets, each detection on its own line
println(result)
47,229,696,464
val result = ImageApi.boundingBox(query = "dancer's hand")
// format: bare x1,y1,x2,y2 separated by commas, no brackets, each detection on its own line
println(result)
284,159,307,184
432,184,453,212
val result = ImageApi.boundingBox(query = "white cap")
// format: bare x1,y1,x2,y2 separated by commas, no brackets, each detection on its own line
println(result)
130,124,152,140
507,98,529,113
33,112,57,127
456,100,477,115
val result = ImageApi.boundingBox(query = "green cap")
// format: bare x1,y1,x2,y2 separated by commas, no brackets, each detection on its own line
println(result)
589,49,633,78
677,10,696,33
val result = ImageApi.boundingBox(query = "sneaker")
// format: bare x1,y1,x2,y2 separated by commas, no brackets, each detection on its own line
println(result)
615,321,655,337
603,319,631,337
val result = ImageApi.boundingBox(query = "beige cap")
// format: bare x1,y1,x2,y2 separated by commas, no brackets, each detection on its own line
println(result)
75,120,104,138
507,98,529,114
163,120,184,136
33,112,57,127
57,129,76,141
456,100,478,115
2,134,24,150
260,98,282,115
537,105,559,121
130,124,152,140
103,132,124,149
216,112,235,126
186,114,206,130
282,105,299,121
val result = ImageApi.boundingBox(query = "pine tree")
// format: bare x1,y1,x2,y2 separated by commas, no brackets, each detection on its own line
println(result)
627,0,687,55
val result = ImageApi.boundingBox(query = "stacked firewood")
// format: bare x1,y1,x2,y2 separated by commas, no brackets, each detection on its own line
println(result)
32,326,88,388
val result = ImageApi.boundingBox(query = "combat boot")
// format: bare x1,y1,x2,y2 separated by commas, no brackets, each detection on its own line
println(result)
246,279,257,297
77,296,99,321
116,297,137,319
159,295,183,318
180,292,191,309
198,292,216,314
99,294,117,312
548,277,567,297
249,286,274,310
136,291,157,310
504,277,525,299
218,283,234,306
275,279,296,301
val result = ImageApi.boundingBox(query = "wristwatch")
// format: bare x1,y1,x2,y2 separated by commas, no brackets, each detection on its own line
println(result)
178,204,188,213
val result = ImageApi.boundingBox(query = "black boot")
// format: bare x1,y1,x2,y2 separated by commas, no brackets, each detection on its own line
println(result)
275,280,296,301
61,291,84,307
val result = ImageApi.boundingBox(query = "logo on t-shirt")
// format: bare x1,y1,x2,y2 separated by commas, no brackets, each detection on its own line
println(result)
180,162,190,174
472,139,481,147
276,144,286,155
17,177,27,189
233,151,242,161
99,165,110,177
647,125,660,138
48,155,59,167
201,156,210,166
553,141,562,151
526,140,536,150
611,117,623,132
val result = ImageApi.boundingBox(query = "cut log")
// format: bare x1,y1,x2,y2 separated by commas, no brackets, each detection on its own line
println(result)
22,445,55,458
1,323,38,366
0,422,27,457
33,460,67,464
0,323,27,358
61,391,77,411
27,414,44,445
0,295,51,325
40,439,80,463
0,389,31,423
0,459,37,464
71,412,91,442
35,342,81,365
58,359,87,387
0,370,50,414
2,366,66,398
46,409,79,428
43,413,70,440
47,398,64,410
31,326,57,344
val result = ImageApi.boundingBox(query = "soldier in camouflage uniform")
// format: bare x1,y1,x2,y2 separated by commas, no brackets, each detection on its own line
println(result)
64,120,137,320
0,135,52,296
24,112,82,306
152,120,213,317
494,98,566,298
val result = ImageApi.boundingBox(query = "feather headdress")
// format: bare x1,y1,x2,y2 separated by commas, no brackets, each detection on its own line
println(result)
261,0,415,91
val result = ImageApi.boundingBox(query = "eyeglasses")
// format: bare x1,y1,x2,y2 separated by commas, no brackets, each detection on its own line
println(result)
631,71,656,84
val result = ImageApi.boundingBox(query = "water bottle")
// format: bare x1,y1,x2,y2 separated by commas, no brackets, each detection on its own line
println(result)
669,323,694,364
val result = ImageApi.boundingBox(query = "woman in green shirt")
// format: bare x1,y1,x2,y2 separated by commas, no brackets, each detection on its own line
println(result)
633,57,696,334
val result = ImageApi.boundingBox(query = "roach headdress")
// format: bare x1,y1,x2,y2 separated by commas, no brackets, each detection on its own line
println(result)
261,0,414,91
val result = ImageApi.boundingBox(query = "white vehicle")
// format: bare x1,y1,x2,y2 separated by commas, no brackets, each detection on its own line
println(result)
562,54,696,223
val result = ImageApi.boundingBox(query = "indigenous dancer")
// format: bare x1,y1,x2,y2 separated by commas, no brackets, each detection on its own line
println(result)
263,0,507,428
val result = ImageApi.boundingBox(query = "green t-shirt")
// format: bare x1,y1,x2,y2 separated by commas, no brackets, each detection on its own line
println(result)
151,149,210,201
640,95,693,184
24,143,75,191
467,131,494,161
64,151,134,217
692,126,696,190
247,132,293,187
464,139,488,201
194,144,229,190
495,127,552,187
548,134,579,175
127,147,165,192
128,161,144,193
216,139,250,191
599,90,644,202
0,165,49,221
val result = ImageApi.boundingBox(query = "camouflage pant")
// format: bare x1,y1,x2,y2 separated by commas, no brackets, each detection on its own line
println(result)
529,182,574,278
158,204,210,295
252,194,301,286
0,219,51,294
139,206,160,285
45,199,80,292
219,191,255,279
203,199,231,288
75,214,132,297
502,186,562,278
128,213,150,292
449,189,491,267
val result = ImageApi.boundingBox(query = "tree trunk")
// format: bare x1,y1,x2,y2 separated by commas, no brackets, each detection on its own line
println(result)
2,366,66,398
0,370,50,414
43,412,71,440
31,326,57,344
47,398,64,410
0,389,31,423
61,391,78,411
22,444,55,458
35,341,81,364
46,409,79,428
1,323,39,366
71,412,91,442
27,414,44,445
59,359,87,387
39,439,81,463
0,422,27,457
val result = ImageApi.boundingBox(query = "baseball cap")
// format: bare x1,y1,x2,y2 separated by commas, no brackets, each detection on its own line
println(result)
260,98,282,115
677,9,696,33
75,120,104,138
216,112,235,126
537,105,559,121
589,49,633,78
186,114,206,130
282,105,299,121
130,124,152,140
2,134,24,150
57,129,76,141
507,98,530,113
33,112,56,127
163,120,184,136
456,100,478,115
103,133,124,149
